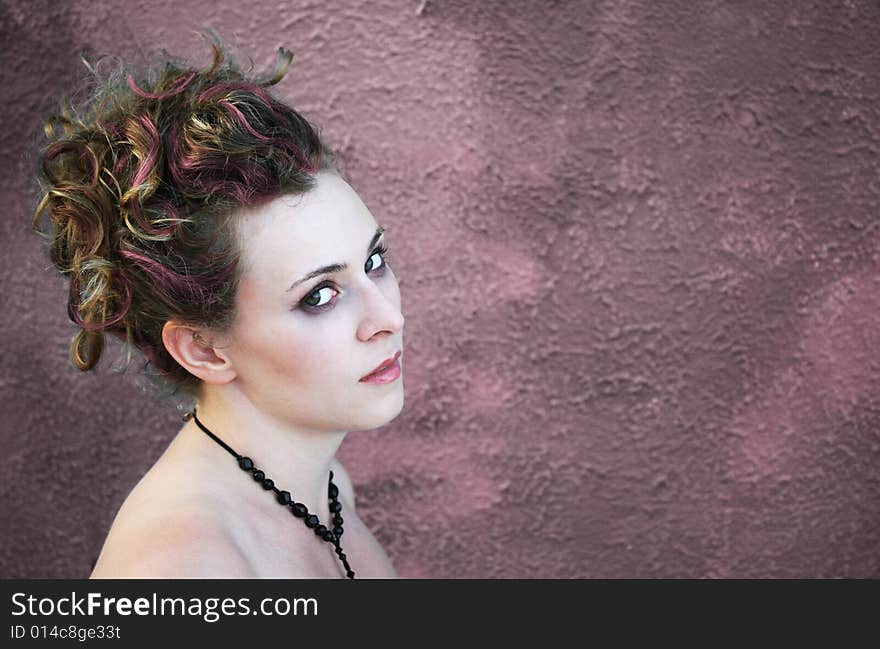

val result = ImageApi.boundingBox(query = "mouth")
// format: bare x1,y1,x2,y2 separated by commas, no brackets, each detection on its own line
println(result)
360,350,402,381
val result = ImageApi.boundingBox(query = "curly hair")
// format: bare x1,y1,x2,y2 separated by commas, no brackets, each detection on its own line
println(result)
31,30,339,400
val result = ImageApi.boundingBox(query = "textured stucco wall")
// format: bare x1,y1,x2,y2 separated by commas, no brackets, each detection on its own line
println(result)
1,0,878,578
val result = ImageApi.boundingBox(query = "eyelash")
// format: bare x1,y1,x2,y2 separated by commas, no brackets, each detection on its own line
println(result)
298,244,390,313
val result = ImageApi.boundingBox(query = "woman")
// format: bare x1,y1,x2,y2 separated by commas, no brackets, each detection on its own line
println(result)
32,31,403,578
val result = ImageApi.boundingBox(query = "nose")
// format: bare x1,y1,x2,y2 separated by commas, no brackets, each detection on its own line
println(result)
357,277,404,340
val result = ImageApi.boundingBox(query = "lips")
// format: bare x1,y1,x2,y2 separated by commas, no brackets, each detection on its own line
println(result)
360,350,401,381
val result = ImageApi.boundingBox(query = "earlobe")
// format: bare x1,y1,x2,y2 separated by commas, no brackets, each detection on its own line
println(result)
161,321,236,385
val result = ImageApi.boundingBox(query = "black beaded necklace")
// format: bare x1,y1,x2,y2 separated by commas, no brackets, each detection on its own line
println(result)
183,407,355,579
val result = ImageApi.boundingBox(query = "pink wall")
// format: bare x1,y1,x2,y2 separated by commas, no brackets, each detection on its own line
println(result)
1,0,878,578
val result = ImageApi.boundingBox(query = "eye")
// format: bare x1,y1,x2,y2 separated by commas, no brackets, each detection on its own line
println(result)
366,244,389,274
301,284,338,310
298,245,390,313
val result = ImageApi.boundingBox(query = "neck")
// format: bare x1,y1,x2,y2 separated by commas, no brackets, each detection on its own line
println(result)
186,383,347,527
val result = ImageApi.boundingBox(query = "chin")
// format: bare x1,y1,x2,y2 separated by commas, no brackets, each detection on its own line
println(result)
356,383,405,431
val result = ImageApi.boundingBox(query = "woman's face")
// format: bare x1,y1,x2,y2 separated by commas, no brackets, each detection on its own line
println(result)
219,170,405,432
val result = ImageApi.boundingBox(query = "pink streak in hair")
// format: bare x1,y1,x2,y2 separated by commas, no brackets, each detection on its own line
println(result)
154,199,181,224
128,199,176,237
101,120,123,138
214,102,310,170
117,250,238,305
197,82,277,109
131,115,160,187
164,120,187,187
126,115,177,236
113,150,128,176
127,71,197,100
118,249,201,298
42,141,83,185
67,273,132,330
217,100,271,142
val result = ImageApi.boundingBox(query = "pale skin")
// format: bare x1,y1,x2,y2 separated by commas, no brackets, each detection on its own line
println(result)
90,170,404,578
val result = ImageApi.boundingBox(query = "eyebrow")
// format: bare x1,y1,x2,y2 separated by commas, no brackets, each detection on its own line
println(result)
286,226,385,292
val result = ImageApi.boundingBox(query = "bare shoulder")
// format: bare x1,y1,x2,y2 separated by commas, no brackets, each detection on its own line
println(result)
90,463,253,579
90,500,253,579
330,457,356,512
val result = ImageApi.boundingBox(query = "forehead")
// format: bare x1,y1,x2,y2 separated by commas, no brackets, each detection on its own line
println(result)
236,171,379,279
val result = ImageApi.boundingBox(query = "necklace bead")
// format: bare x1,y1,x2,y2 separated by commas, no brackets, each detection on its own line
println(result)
188,408,355,579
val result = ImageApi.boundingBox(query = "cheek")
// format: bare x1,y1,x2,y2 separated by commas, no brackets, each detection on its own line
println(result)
260,336,311,381
246,316,353,384
228,312,306,380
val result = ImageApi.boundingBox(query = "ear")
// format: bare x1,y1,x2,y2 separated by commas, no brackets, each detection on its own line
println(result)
161,320,237,386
